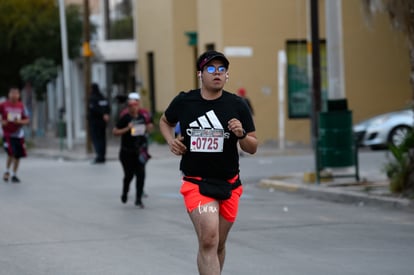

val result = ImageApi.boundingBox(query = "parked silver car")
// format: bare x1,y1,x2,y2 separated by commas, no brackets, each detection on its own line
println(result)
353,109,413,149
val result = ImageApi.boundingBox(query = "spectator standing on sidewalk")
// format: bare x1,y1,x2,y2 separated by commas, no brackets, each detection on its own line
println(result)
0,86,30,183
159,50,258,274
113,93,153,208
88,83,110,164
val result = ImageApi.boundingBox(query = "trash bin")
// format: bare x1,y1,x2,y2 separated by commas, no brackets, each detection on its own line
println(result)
318,110,354,167
56,108,66,138
317,99,359,182
57,119,66,138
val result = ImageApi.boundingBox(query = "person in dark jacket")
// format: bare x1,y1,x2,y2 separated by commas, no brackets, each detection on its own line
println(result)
88,83,110,164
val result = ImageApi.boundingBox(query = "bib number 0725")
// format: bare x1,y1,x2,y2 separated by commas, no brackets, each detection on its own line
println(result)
191,137,221,152
189,128,224,152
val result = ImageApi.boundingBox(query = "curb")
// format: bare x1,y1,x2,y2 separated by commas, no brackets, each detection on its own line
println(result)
27,143,174,162
259,179,414,211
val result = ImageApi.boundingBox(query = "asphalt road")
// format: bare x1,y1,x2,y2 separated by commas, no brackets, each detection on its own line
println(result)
0,151,413,275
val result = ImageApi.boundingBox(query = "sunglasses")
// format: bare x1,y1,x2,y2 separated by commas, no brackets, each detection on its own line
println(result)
205,65,227,74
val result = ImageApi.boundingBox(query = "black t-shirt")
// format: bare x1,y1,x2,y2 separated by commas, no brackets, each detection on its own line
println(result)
116,113,149,153
164,89,255,179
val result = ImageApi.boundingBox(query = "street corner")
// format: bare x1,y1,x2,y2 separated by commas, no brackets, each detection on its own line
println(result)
258,177,301,193
259,172,414,212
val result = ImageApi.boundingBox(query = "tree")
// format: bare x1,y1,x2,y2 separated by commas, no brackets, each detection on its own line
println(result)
362,0,414,195
20,58,57,101
110,16,134,39
108,0,133,39
0,0,82,95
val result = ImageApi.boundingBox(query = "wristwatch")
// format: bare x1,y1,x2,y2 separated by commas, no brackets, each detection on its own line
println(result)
237,129,247,139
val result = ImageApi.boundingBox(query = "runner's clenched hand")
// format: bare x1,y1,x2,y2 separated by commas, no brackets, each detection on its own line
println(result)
169,136,187,155
228,118,244,138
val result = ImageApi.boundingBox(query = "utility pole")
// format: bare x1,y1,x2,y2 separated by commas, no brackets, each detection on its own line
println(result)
325,0,346,100
310,0,322,131
58,0,73,150
310,0,322,181
83,0,92,153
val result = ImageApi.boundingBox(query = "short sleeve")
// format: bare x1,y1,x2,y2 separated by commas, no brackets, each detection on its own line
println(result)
237,97,255,133
164,91,186,124
116,114,129,129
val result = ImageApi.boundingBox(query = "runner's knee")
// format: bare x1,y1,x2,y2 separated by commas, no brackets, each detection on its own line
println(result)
199,232,219,250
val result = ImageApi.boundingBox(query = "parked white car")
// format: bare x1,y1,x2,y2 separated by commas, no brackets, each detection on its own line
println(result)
353,109,413,149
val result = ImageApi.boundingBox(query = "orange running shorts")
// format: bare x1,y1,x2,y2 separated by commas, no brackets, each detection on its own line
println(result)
180,175,243,223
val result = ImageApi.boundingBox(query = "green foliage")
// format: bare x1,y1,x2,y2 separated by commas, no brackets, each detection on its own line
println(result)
363,0,414,196
109,16,134,39
384,130,414,194
107,0,133,39
20,58,57,101
0,0,82,95
65,4,83,59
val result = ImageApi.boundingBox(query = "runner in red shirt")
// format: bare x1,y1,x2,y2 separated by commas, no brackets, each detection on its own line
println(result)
0,86,30,183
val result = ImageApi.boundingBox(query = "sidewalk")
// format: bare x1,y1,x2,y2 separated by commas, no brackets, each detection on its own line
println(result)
259,175,414,211
28,136,312,161
28,135,173,161
28,136,414,211
256,146,414,211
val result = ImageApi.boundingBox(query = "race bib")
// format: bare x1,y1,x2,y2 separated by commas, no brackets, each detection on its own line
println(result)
7,112,21,121
131,124,146,136
188,129,224,153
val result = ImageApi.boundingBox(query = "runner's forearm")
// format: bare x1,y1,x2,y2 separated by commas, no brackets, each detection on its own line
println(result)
239,133,258,154
159,114,175,144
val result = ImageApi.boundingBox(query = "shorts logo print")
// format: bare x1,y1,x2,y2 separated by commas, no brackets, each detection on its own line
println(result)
198,201,218,214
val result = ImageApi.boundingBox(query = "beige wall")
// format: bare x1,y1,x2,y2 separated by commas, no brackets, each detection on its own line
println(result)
172,0,198,94
221,0,320,144
136,0,174,110
136,0,196,111
197,0,223,51
136,0,411,145
343,0,411,124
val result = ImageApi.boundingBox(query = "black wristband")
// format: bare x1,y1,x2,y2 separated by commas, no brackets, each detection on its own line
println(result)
237,129,247,139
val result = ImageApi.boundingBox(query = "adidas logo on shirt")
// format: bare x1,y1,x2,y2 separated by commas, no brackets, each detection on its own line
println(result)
186,110,230,152
187,110,230,138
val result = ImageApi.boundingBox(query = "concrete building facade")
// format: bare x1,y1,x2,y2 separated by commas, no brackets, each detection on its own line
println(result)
135,0,410,145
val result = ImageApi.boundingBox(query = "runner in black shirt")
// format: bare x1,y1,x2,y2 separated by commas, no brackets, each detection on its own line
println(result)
159,51,258,274
113,93,153,208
